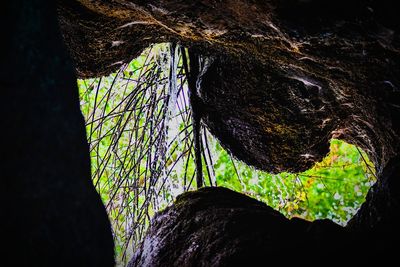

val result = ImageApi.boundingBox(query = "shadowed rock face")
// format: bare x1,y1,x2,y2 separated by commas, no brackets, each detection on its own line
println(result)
58,0,400,173
56,0,400,263
199,53,339,172
2,1,114,266
348,155,400,249
5,0,394,265
196,13,400,172
128,187,361,267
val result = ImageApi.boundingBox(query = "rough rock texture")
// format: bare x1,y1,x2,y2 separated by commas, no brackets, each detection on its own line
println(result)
7,0,396,265
57,0,276,78
57,2,400,248
197,25,400,172
58,0,400,173
1,1,114,266
129,187,363,266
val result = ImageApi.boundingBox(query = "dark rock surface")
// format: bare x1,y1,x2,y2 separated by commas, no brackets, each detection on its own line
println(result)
57,3,400,254
58,0,400,173
1,1,114,266
129,187,361,266
2,0,399,265
197,23,399,172
348,155,400,252
56,0,400,264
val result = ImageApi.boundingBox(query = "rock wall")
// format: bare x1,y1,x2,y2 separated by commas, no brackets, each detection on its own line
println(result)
58,0,400,173
2,0,399,265
57,0,400,264
1,1,114,266
129,187,365,266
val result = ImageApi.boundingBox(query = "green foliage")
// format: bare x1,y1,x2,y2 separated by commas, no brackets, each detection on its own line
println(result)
214,139,375,224
78,44,200,264
77,43,375,264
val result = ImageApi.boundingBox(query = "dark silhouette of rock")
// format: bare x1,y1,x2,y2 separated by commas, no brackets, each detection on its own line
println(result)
348,155,400,253
128,187,362,266
2,0,399,265
57,0,400,173
1,1,114,266
57,4,400,256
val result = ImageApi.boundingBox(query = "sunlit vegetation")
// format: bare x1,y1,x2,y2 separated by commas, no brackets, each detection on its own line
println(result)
215,139,375,223
78,43,376,264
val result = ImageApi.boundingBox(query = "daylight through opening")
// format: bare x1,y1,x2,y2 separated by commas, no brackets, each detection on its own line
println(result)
77,43,376,265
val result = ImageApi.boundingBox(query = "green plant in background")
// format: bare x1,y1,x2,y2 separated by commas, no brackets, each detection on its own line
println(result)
214,139,375,224
78,44,203,264
78,43,375,265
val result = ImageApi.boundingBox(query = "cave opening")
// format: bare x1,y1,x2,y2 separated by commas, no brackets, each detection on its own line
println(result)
78,43,376,264
5,1,399,266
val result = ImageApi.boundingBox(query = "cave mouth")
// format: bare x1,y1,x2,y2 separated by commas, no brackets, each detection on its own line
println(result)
77,43,375,263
